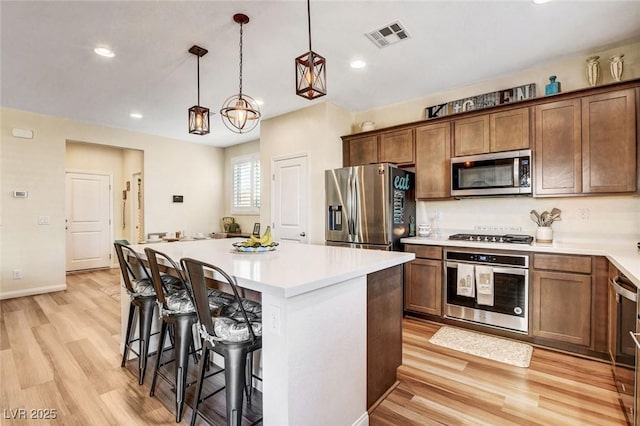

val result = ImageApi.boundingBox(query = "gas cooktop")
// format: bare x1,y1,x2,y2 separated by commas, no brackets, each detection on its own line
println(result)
448,233,534,244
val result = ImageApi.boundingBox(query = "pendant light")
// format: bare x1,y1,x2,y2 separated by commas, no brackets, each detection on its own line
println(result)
220,13,261,134
295,0,326,99
188,45,210,135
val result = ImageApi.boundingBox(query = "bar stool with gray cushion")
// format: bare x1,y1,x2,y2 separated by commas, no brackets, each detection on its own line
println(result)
181,258,262,426
145,247,236,422
114,241,183,384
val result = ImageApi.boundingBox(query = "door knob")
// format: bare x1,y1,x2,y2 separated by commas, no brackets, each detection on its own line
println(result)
299,232,306,237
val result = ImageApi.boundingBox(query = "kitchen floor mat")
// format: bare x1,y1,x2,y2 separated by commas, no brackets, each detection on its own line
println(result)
428,326,533,368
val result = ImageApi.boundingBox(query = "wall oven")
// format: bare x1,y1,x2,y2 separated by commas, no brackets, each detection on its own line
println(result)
451,149,531,197
444,249,529,333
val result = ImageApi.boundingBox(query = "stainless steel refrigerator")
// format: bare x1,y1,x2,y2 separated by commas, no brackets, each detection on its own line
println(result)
325,163,415,251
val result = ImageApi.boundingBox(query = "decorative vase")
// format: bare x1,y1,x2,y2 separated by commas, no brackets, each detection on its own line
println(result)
610,54,624,82
586,56,600,87
536,226,553,244
545,75,560,95
360,121,375,132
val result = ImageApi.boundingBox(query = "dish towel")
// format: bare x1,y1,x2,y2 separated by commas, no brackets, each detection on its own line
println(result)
456,264,475,297
475,265,494,306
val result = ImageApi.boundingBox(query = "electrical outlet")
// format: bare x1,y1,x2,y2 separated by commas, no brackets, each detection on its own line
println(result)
268,304,281,335
577,208,589,222
434,210,442,220
38,215,50,225
13,269,22,279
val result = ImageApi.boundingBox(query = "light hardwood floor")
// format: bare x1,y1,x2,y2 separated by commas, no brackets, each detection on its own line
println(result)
0,269,629,425
370,318,629,426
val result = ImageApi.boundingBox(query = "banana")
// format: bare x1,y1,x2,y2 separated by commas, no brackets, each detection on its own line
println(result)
243,226,273,247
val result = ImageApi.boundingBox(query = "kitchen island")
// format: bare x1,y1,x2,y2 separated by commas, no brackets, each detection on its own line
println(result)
123,238,414,426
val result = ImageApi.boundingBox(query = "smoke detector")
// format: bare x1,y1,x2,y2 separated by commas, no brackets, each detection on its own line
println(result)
366,21,410,48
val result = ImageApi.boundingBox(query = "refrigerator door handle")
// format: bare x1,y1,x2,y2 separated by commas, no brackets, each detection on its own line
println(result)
346,173,354,240
349,170,359,242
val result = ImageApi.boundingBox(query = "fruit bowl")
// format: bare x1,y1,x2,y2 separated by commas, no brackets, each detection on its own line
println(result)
232,242,279,253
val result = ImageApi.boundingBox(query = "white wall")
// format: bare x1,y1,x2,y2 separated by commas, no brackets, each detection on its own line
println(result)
417,196,639,242
352,40,640,132
260,103,352,244
1,107,224,298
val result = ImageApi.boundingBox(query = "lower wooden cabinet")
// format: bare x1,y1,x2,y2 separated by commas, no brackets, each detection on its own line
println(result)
404,245,443,316
404,259,442,316
531,270,592,346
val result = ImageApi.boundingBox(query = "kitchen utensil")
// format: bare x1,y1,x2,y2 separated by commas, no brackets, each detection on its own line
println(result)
530,210,541,226
540,211,549,226
549,208,562,223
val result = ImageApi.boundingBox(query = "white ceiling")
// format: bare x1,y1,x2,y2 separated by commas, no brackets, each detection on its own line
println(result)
2,1,640,147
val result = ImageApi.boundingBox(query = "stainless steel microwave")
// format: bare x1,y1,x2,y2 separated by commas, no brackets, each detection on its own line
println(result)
451,149,531,197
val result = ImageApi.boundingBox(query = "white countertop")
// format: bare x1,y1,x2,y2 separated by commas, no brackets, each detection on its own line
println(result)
129,238,414,298
401,233,640,288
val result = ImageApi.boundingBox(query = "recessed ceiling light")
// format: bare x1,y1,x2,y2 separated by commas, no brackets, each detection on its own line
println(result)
532,0,552,4
255,99,264,106
94,46,115,58
350,60,367,69
129,112,143,119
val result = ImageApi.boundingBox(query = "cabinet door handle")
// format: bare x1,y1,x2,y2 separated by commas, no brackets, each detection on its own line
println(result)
629,331,640,350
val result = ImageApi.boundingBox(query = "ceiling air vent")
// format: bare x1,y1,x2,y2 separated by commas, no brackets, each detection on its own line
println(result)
365,21,410,48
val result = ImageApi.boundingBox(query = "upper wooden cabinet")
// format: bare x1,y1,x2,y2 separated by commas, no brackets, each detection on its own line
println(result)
343,128,414,166
415,122,451,199
344,134,378,167
453,115,489,156
534,99,582,195
378,129,415,165
582,89,637,193
453,107,529,156
534,88,637,196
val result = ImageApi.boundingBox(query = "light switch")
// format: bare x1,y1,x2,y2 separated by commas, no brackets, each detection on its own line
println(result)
38,216,50,225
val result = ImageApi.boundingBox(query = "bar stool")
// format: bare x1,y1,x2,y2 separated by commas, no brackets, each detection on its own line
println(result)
145,247,236,422
114,241,183,384
181,258,262,426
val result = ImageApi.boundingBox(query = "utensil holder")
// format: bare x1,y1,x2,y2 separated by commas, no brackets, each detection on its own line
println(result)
536,226,553,244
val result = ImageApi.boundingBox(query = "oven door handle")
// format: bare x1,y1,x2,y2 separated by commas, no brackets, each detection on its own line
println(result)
629,331,640,350
491,267,527,276
446,262,527,277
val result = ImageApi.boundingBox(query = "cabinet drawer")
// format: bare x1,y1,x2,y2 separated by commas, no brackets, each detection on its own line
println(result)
533,253,592,274
404,245,442,260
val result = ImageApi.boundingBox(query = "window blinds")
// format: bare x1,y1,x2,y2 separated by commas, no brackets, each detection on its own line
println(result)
232,155,260,213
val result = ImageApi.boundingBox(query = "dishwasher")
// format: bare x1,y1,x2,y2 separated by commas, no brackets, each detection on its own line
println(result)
611,274,637,425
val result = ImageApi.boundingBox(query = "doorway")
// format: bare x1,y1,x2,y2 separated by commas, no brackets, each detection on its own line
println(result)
65,172,112,271
271,154,308,243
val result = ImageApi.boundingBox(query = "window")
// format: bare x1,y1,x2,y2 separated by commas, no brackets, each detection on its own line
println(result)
231,154,260,215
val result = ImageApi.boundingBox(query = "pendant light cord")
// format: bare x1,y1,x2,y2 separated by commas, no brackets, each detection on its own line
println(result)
238,21,244,98
307,0,312,52
196,55,201,105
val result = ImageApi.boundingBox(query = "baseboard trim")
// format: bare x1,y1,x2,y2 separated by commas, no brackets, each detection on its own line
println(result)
0,283,67,300
352,411,369,426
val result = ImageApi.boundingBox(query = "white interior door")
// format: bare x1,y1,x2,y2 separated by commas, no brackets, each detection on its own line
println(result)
272,155,308,243
65,172,112,271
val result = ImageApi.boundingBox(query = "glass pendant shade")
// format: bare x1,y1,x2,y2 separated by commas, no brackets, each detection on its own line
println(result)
220,94,260,133
188,105,210,135
295,50,326,99
220,14,261,134
188,45,210,135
